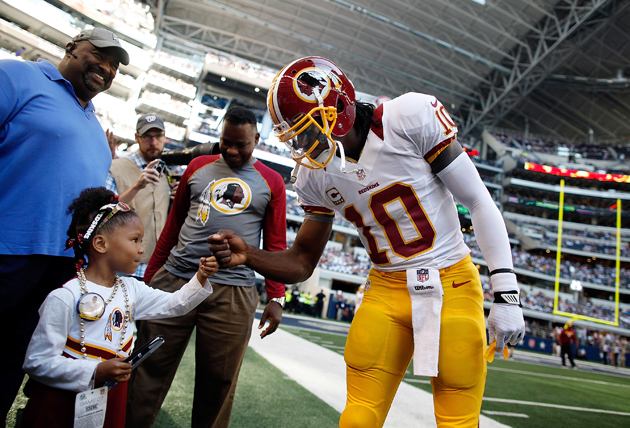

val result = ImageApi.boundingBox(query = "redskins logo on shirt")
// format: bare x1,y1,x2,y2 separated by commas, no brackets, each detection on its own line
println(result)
197,178,252,224
110,308,125,331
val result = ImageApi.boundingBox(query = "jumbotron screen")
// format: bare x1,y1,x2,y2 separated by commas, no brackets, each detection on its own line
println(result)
524,162,630,183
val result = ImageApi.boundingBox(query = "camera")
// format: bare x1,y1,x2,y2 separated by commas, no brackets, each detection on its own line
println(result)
160,143,220,165
153,159,167,176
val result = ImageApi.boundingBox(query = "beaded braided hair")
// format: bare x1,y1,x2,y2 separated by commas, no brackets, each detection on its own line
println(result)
65,187,138,267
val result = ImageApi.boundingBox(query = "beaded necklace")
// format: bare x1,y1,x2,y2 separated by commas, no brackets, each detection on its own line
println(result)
76,268,130,359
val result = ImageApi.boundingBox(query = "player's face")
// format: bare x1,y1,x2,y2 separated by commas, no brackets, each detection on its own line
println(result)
289,119,330,161
220,122,259,168
105,216,145,275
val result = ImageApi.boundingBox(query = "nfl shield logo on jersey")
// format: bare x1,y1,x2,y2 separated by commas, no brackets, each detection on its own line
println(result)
417,269,429,282
356,169,366,180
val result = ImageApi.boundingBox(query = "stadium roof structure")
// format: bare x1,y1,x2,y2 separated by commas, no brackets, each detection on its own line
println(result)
147,0,630,144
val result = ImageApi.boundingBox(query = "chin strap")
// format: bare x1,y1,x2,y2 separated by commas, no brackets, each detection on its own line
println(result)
290,163,300,184
336,141,358,175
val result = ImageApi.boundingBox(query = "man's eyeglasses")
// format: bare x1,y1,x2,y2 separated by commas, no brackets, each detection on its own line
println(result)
139,133,165,142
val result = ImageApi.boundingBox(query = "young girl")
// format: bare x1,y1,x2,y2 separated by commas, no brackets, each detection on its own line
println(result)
22,187,218,428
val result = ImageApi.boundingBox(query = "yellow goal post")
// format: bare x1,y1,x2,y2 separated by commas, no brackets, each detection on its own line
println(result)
552,179,621,326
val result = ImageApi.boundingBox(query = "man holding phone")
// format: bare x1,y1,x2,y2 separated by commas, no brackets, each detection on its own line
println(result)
106,113,175,280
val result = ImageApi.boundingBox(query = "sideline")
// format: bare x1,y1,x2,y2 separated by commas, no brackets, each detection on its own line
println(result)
483,398,630,416
488,366,630,387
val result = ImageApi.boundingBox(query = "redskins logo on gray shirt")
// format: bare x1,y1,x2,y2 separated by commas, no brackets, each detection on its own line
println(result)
196,178,252,224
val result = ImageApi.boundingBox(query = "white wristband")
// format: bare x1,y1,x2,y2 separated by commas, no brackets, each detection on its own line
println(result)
490,272,519,294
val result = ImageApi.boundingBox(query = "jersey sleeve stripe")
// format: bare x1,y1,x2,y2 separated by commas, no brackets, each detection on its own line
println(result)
424,137,455,164
370,104,384,140
302,205,335,216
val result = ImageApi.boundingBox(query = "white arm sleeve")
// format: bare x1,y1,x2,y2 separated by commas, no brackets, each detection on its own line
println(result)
438,153,525,352
436,153,517,292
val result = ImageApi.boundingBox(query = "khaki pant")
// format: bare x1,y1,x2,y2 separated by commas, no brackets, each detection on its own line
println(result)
126,267,259,428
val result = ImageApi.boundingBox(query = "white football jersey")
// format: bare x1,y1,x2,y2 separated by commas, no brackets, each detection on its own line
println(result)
295,92,470,271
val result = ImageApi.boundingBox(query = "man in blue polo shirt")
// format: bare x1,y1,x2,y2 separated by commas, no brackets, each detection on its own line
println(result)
0,27,129,423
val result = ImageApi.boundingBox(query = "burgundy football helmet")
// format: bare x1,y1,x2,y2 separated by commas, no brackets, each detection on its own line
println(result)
267,57,356,169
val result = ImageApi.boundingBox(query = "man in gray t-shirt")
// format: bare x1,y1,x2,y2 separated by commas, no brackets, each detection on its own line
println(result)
126,107,287,428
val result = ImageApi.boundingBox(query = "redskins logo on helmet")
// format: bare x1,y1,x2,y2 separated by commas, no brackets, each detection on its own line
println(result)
267,57,356,169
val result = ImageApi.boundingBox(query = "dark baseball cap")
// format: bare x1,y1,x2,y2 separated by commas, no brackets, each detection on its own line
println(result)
73,28,130,66
136,114,165,135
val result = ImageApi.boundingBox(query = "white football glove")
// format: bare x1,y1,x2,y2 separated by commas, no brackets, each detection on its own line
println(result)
488,304,525,351
488,272,525,355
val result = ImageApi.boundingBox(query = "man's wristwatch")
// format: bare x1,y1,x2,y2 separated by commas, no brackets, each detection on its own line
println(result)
269,297,285,308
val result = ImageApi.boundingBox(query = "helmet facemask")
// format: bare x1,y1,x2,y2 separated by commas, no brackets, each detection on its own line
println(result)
274,105,338,169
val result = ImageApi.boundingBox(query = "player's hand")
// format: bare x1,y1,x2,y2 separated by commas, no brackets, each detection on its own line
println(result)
106,129,118,159
135,159,161,189
95,358,132,384
259,301,283,339
197,256,219,283
207,230,248,268
487,304,525,355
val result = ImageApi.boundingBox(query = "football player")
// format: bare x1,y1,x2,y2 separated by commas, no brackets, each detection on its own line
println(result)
209,57,525,428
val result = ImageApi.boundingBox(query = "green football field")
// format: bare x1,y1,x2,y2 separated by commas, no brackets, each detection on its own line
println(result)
7,324,630,428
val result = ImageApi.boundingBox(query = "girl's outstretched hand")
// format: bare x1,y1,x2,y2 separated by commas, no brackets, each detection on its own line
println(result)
197,256,219,283
95,357,132,384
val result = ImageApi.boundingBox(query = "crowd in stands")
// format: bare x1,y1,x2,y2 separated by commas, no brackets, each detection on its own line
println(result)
512,217,629,240
146,69,197,98
139,90,192,117
540,233,630,258
195,122,221,137
465,236,630,288
164,122,186,142
153,50,203,77
509,217,630,258
94,107,186,144
84,0,155,39
206,52,276,82
489,130,617,161
504,194,624,225
256,141,293,158
318,248,371,276
286,235,370,277
94,107,136,140
473,158,504,169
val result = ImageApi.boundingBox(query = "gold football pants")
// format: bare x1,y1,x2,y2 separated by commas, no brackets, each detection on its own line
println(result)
340,255,487,428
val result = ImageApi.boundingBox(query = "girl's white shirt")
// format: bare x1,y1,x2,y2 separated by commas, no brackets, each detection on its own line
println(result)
23,274,212,392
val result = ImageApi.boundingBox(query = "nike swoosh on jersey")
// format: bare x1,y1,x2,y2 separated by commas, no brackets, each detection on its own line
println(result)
452,280,471,288
431,99,438,107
